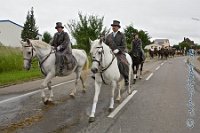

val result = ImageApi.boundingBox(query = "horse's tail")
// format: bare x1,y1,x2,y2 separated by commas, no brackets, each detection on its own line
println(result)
81,50,89,81
83,52,89,71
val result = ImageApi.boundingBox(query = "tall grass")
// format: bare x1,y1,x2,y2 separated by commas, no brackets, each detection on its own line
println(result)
0,46,23,72
0,46,41,86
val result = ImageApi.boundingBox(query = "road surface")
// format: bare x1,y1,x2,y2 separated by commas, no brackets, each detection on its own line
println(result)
0,57,200,133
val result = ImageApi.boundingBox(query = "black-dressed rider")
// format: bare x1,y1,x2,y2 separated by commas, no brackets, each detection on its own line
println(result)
50,22,72,75
105,20,129,85
131,33,145,62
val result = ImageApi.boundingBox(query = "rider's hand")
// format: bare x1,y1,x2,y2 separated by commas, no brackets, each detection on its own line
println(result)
113,49,119,54
57,46,62,51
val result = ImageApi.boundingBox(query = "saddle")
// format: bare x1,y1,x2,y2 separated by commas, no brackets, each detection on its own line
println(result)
55,52,77,76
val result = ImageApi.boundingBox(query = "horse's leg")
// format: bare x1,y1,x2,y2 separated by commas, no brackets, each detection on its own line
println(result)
70,68,81,97
89,75,102,123
116,81,122,102
139,63,143,79
41,73,54,104
127,62,132,94
80,76,86,93
47,81,54,102
136,64,139,79
109,81,116,112
133,65,137,84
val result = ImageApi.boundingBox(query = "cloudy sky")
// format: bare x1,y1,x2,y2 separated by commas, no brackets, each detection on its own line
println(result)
1,0,200,45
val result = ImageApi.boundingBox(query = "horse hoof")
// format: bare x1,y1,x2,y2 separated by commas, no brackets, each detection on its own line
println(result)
43,100,48,105
48,98,53,102
82,89,86,93
89,117,95,123
139,77,142,79
108,108,113,112
116,99,121,103
70,93,75,98
42,97,48,105
133,79,136,84
91,75,95,80
128,91,132,95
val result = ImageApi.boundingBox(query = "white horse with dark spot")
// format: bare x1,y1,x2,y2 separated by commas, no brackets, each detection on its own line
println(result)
89,39,132,122
21,39,89,104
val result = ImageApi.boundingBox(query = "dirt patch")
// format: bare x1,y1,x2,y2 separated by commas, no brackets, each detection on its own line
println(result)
0,114,43,133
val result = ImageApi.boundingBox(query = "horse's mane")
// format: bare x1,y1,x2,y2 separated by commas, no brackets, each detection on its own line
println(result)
30,40,50,49
91,39,110,52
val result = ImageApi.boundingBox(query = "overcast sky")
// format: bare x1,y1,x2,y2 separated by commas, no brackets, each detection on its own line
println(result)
1,0,200,45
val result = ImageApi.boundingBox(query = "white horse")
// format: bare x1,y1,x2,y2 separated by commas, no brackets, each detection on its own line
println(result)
89,38,132,122
21,39,89,104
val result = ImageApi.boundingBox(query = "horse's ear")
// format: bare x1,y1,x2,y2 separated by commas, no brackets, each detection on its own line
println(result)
99,38,103,45
20,40,26,46
89,38,93,45
27,39,30,44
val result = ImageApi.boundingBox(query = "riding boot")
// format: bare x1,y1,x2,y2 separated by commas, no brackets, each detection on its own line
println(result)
58,57,65,76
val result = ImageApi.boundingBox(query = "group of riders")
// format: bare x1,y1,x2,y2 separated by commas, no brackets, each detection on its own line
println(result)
51,20,145,85
149,45,176,60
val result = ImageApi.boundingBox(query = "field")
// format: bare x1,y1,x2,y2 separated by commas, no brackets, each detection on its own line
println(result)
0,45,42,87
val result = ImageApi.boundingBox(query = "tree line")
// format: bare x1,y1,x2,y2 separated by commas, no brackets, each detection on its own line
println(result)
21,7,152,54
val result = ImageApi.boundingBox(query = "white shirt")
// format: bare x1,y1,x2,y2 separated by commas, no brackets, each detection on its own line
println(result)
112,31,118,37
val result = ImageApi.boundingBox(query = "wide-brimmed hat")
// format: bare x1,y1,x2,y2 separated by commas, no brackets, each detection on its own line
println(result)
55,22,64,29
111,20,121,28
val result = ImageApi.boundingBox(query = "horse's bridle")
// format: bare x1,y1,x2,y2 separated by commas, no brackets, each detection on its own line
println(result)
23,44,54,75
92,46,104,67
23,44,35,65
92,46,115,84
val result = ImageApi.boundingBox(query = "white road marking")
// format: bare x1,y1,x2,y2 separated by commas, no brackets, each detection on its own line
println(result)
155,66,160,71
161,62,164,66
146,73,154,80
0,79,75,105
108,90,138,118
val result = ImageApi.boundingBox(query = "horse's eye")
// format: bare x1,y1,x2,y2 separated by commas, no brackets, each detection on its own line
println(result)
28,52,31,54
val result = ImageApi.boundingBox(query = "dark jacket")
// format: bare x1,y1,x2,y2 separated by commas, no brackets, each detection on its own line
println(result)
131,38,143,53
105,31,129,80
51,31,71,53
131,38,145,61
105,31,126,53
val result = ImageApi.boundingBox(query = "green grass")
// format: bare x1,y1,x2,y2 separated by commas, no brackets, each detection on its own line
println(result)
0,69,42,87
0,46,23,72
0,45,42,87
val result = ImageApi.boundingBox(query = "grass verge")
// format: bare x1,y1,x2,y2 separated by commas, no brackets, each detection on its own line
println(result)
0,69,42,88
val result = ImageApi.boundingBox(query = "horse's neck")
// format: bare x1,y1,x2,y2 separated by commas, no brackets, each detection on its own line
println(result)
102,44,114,66
35,47,51,61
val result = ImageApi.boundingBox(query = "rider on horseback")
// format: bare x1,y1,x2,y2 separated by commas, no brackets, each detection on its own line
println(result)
105,20,129,85
50,22,72,76
131,33,145,62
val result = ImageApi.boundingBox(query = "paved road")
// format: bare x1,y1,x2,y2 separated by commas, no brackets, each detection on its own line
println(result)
0,57,199,133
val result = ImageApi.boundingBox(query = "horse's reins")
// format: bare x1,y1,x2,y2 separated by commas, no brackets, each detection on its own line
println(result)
39,48,55,76
92,46,116,84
